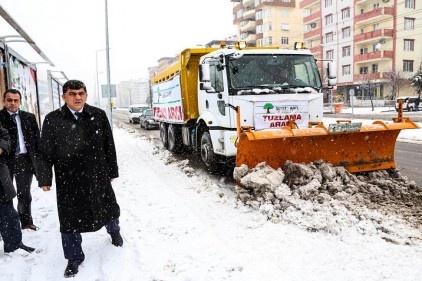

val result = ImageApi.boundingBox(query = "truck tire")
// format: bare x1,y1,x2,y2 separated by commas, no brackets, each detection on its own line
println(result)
160,123,169,149
168,124,183,153
200,132,219,173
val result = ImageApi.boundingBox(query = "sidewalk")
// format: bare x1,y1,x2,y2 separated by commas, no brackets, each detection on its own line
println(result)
323,106,422,144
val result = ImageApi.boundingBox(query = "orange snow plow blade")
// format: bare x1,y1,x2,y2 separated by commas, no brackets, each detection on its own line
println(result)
236,119,419,173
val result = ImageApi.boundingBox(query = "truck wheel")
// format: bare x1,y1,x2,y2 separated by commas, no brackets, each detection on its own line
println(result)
200,132,219,173
168,124,183,153
160,123,169,149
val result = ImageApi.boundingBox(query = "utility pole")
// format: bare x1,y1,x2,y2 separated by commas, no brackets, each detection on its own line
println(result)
105,0,112,129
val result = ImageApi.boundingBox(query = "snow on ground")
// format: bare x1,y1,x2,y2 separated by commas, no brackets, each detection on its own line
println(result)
1,110,422,281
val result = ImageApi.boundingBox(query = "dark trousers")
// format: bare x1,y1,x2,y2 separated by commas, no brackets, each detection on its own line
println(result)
9,155,34,226
0,201,23,252
61,219,120,262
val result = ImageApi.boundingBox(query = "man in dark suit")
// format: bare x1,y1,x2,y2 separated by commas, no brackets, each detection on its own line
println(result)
0,89,41,231
0,124,35,254
38,80,123,278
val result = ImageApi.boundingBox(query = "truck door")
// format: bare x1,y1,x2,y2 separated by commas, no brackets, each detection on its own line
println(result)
201,62,232,129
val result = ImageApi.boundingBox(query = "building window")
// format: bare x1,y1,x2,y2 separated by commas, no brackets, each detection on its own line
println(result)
342,46,351,57
342,27,351,39
281,23,290,31
263,22,272,32
403,60,414,72
236,9,243,19
360,48,368,54
282,0,291,2
281,9,288,17
342,65,351,75
326,50,334,60
404,39,415,51
256,25,263,34
405,0,415,9
404,18,415,30
262,36,273,46
281,37,289,45
325,32,333,43
325,0,332,8
263,8,272,18
372,64,378,73
360,67,368,74
256,11,262,20
325,14,333,25
341,7,350,19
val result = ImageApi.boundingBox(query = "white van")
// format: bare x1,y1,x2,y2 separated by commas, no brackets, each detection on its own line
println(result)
395,96,420,112
128,104,150,124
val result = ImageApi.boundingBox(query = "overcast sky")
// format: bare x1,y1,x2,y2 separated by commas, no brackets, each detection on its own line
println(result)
0,0,237,94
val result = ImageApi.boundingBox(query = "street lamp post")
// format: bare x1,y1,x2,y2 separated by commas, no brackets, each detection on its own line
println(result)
104,0,112,129
95,49,105,108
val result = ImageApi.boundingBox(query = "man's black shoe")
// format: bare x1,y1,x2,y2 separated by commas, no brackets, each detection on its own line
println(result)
64,261,80,278
111,232,123,247
19,244,35,253
22,224,39,231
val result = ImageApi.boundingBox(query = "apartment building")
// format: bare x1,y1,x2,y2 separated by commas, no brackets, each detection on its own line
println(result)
306,0,421,102
116,78,151,108
231,0,304,48
231,0,422,103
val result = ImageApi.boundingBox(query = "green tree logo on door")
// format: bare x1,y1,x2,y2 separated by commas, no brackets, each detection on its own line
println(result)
263,103,274,113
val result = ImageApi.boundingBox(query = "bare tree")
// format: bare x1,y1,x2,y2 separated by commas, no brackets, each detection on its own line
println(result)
411,63,422,111
356,74,376,111
383,70,409,100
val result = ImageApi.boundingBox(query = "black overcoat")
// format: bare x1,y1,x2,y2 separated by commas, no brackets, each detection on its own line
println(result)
0,125,16,204
37,104,120,233
0,108,41,176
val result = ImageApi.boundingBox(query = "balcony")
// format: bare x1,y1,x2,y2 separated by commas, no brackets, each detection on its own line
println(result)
300,0,320,9
243,8,256,20
240,20,256,33
304,28,321,40
242,0,254,8
354,50,394,63
354,29,394,44
240,33,256,43
355,0,373,5
355,7,394,26
354,72,382,81
303,10,321,24
309,45,323,56
353,72,393,82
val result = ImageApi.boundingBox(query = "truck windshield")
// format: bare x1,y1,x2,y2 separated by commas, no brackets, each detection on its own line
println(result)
228,54,321,93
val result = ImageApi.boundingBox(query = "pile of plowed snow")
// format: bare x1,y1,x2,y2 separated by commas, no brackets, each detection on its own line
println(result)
233,160,422,245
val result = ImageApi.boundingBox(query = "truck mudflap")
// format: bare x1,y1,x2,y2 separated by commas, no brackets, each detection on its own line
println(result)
235,118,420,173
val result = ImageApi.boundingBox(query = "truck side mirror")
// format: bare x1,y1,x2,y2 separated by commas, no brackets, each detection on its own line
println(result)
328,78,336,87
199,63,210,82
327,62,337,80
200,82,212,90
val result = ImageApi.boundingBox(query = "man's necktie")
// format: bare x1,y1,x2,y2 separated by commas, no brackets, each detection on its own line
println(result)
11,113,20,153
74,112,83,120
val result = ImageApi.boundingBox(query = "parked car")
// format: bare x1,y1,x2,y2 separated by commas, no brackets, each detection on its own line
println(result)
128,104,150,124
140,109,159,130
395,96,420,112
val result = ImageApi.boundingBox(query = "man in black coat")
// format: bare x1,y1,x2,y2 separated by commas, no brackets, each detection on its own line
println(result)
38,80,123,278
0,124,35,254
0,89,41,231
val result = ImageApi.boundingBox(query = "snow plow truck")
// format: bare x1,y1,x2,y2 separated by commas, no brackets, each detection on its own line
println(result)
150,41,419,173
